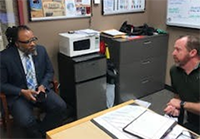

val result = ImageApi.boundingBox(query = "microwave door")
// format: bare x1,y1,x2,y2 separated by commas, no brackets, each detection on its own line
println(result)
74,39,90,51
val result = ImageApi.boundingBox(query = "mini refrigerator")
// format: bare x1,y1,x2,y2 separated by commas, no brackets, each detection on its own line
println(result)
58,53,107,119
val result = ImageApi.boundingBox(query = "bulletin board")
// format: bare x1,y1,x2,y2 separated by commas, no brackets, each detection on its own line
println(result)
102,0,146,15
28,0,91,21
166,0,200,29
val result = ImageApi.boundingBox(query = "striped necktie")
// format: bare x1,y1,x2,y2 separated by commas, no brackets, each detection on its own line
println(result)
24,55,37,90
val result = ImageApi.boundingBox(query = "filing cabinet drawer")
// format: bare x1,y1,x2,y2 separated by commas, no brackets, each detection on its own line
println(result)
118,75,165,101
120,35,168,64
75,58,106,82
119,56,166,78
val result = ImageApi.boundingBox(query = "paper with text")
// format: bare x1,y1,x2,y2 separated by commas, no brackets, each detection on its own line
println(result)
93,105,147,139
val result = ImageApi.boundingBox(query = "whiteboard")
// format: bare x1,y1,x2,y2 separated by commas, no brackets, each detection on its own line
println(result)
166,0,200,29
102,0,146,15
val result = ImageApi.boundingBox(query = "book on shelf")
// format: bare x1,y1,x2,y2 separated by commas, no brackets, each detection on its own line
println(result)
101,29,126,38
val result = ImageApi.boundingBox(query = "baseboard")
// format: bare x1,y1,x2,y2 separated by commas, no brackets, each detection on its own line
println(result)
164,84,175,93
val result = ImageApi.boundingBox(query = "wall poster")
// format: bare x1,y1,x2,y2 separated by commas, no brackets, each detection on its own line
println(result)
28,0,91,21
102,0,145,15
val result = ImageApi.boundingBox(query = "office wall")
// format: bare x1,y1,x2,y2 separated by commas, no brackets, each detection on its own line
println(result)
148,0,200,85
21,1,150,79
20,0,199,85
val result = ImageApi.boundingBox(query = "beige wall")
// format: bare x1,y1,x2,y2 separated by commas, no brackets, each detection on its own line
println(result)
22,1,150,79
148,0,200,85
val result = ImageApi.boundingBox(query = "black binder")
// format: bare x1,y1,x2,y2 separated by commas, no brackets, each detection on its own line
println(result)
123,110,176,139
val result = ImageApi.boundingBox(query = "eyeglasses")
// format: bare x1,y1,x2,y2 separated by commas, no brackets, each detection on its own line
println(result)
176,130,199,139
18,37,38,44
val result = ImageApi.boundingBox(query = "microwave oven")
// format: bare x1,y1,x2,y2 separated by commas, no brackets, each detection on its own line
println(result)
59,29,100,57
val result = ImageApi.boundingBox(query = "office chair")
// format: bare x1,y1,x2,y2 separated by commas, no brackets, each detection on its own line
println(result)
0,93,11,139
0,80,59,138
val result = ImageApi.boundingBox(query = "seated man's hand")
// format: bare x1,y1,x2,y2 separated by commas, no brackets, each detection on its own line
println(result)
164,104,180,117
168,98,181,109
36,85,46,94
20,89,38,102
172,108,180,117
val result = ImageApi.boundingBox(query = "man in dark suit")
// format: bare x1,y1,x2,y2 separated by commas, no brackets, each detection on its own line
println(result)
0,25,67,138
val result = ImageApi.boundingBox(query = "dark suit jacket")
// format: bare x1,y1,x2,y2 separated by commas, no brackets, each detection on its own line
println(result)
0,45,54,106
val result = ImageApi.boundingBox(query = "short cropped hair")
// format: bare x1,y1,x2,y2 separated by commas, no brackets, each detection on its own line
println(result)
179,35,200,56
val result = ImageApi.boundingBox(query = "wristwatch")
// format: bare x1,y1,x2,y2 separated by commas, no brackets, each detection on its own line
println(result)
180,100,186,109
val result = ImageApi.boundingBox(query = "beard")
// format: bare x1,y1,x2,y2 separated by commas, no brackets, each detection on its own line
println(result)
173,54,190,67
18,45,37,55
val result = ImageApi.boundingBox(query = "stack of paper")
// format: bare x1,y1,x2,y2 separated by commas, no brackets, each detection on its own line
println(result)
101,29,126,38
92,105,147,139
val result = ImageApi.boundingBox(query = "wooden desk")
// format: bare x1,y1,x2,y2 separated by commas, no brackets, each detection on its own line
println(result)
47,100,200,139
46,100,134,139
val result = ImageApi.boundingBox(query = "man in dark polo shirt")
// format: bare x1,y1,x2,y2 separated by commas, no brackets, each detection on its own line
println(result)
164,35,200,134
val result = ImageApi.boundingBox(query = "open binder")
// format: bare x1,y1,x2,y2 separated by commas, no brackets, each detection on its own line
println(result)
123,110,176,139
92,104,177,139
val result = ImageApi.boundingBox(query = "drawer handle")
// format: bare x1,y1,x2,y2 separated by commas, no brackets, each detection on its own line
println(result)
142,79,149,84
142,60,150,65
143,40,151,45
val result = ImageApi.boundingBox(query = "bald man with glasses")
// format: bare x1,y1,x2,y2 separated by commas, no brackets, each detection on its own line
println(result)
0,25,68,138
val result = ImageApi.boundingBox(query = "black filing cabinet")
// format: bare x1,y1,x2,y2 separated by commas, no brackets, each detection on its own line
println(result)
58,53,107,119
101,34,169,104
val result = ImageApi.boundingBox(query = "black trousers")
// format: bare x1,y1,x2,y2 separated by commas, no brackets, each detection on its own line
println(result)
10,90,67,138
183,122,200,135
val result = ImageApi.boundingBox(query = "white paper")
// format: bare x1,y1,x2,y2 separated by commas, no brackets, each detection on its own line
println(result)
65,0,76,16
135,99,151,108
163,124,184,139
164,114,178,122
82,0,90,5
74,29,99,36
93,105,147,139
102,29,126,36
94,0,100,4
103,0,115,12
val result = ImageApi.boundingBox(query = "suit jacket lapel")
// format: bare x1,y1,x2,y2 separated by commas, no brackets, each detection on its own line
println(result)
12,47,27,84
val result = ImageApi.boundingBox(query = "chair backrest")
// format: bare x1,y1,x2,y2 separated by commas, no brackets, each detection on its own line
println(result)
0,93,9,118
50,80,59,94
0,92,11,137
